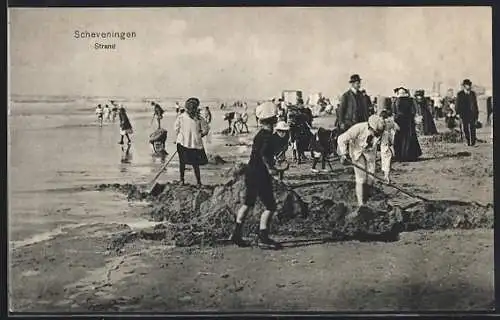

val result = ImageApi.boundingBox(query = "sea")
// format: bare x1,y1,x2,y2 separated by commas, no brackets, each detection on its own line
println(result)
8,96,259,248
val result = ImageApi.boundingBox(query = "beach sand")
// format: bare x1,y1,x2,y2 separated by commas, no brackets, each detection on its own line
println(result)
8,99,494,312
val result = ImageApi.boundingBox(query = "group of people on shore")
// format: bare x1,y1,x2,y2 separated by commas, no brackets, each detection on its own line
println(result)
231,74,488,248
95,103,119,127
92,75,488,249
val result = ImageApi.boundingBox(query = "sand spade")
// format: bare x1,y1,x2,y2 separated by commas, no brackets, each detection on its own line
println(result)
341,158,430,202
145,150,178,196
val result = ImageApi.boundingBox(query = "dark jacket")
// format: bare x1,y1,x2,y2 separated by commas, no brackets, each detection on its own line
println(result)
456,90,479,121
309,127,338,156
337,89,369,130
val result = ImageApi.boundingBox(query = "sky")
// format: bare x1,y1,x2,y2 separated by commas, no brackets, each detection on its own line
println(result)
9,7,492,99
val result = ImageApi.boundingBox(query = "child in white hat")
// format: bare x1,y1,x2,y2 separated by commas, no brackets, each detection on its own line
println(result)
337,114,386,216
231,101,282,250
273,121,290,180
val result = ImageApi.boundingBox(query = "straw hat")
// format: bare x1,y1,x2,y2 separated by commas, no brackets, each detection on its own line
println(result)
368,115,386,133
275,121,290,131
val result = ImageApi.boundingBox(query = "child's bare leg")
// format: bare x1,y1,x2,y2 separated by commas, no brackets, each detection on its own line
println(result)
258,210,282,249
231,205,251,247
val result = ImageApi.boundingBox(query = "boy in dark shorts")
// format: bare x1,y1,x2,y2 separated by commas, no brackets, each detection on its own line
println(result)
231,101,282,250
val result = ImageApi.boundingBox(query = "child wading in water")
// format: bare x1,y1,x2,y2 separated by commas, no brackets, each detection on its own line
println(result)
118,106,133,145
151,102,165,129
95,104,104,127
110,101,119,122
231,101,282,250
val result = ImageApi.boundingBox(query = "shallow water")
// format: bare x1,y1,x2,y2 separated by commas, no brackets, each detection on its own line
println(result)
8,99,263,243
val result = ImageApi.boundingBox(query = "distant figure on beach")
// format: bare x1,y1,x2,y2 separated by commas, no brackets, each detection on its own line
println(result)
486,96,493,126
231,109,250,135
414,90,438,136
441,89,456,119
224,111,236,133
151,102,165,129
118,106,133,145
175,101,182,114
95,104,104,127
203,106,212,124
174,97,210,186
456,79,479,147
103,104,111,122
110,101,119,122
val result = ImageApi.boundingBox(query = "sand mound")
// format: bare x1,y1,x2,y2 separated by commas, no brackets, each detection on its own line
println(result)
99,163,493,248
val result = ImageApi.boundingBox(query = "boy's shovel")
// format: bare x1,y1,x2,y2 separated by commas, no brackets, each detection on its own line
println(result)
145,151,178,196
343,158,430,202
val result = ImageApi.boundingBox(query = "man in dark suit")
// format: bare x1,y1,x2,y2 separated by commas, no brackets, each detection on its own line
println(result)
337,74,370,132
456,79,479,146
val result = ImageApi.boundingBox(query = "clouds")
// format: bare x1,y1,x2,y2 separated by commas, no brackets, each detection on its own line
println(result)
9,7,492,99
167,19,187,35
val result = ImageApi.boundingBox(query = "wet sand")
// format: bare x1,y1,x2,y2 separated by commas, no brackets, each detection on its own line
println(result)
8,102,494,312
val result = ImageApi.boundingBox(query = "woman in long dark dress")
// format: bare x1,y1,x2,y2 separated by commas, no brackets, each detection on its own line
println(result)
414,90,438,135
393,88,422,162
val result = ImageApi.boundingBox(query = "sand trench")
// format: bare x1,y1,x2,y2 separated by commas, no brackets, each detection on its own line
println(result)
95,161,493,250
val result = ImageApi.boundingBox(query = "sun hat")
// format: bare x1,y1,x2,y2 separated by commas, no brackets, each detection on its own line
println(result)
368,114,386,133
275,121,290,131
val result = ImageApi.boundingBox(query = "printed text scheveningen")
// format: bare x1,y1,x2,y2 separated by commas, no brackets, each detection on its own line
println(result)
74,30,137,40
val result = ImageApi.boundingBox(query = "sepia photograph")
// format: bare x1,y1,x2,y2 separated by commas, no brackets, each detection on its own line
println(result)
8,6,494,313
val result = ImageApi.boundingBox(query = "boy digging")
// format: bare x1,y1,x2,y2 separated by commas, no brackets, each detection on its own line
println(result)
337,114,386,219
231,101,282,250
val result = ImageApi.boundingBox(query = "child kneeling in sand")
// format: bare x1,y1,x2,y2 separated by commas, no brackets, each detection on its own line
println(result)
231,102,282,250
337,115,386,218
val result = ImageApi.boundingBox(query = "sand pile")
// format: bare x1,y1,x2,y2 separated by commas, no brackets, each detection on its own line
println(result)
100,163,493,248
